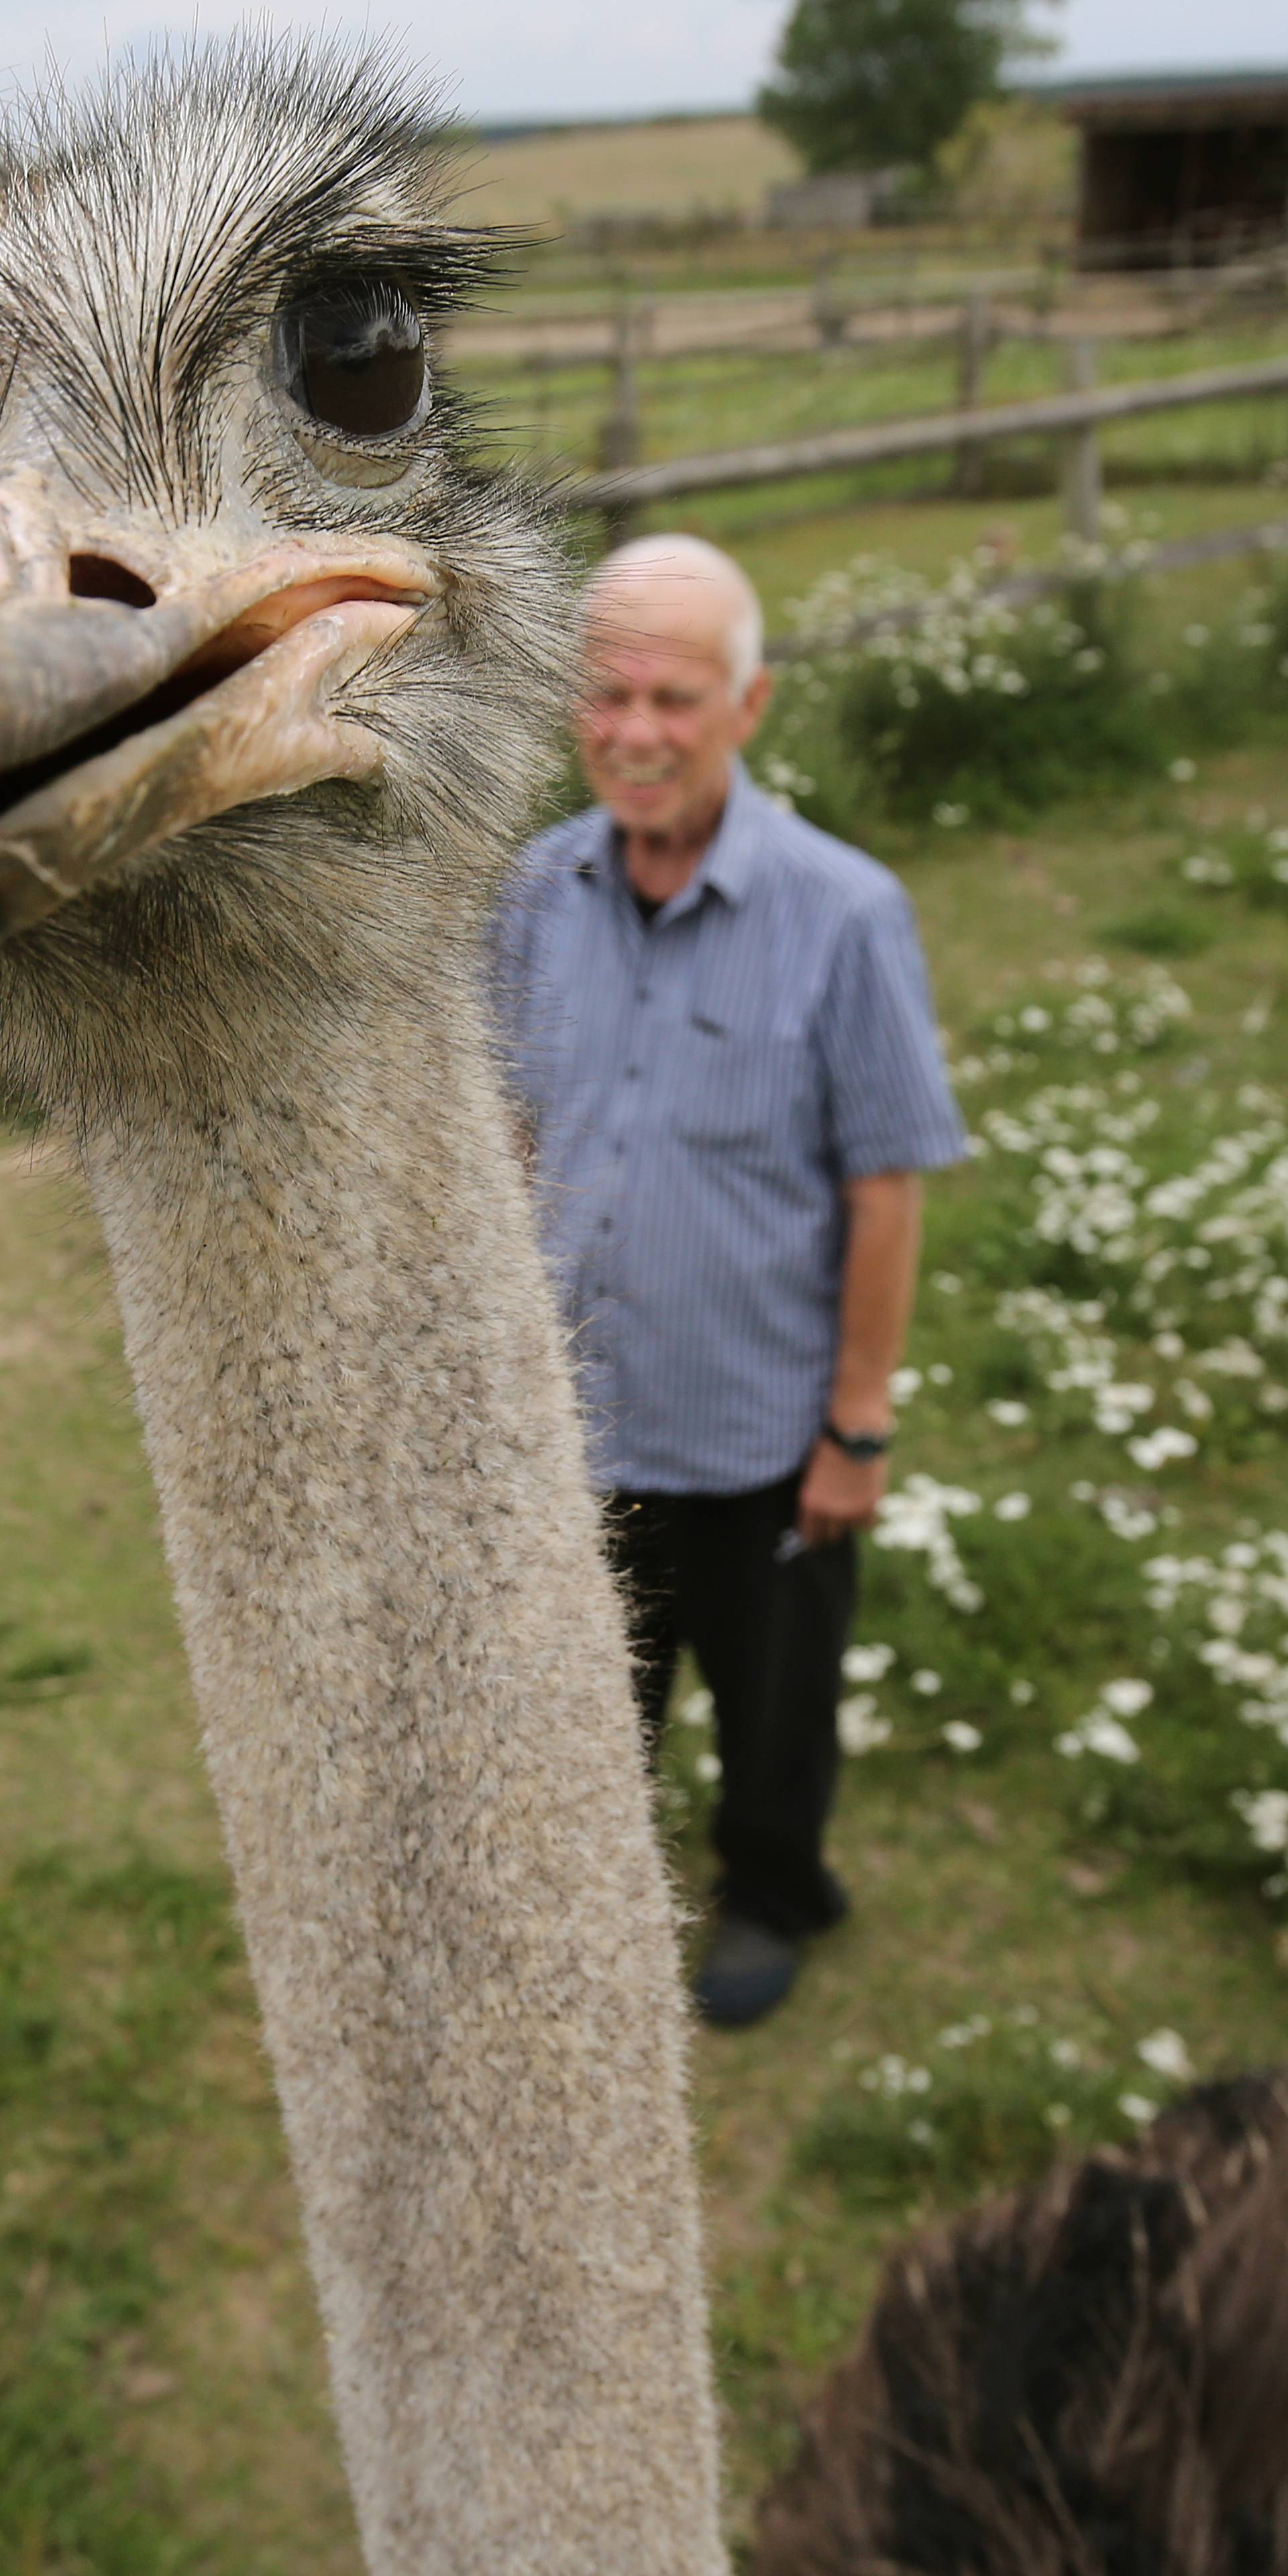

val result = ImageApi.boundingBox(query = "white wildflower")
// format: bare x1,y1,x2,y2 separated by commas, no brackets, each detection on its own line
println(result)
1102,1678,1154,1717
1119,2093,1159,2125
1057,1709,1141,1763
1082,1711,1142,1762
1100,1492,1158,1541
841,1642,896,1684
1233,1788,1288,1852
1127,1426,1199,1470
1137,2028,1193,2082
838,1697,893,1756
678,1688,714,1728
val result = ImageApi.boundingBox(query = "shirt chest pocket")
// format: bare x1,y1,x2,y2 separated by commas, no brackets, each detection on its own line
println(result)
671,1020,810,1154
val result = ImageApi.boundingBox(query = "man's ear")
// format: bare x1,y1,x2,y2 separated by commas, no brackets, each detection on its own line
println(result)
735,665,773,747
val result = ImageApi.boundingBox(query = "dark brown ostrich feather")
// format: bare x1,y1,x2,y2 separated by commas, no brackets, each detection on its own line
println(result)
753,2074,1288,2576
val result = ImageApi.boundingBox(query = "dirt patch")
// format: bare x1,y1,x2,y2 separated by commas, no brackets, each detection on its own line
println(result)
0,1323,46,1365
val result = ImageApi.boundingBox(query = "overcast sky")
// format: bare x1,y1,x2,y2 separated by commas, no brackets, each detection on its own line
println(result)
4,0,1287,125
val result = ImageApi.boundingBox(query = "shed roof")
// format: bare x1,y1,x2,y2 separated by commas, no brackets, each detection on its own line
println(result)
1034,67,1288,128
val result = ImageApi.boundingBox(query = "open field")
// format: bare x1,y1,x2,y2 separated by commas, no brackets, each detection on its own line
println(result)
446,96,1077,297
3,511,1288,2565
454,113,800,233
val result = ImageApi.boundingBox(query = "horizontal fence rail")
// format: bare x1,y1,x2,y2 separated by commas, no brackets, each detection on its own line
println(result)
561,354,1288,517
449,238,1288,362
464,310,1224,378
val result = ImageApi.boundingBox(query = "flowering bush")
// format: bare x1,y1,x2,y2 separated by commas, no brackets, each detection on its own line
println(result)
667,955,1288,1916
756,536,1288,833
1169,818,1288,918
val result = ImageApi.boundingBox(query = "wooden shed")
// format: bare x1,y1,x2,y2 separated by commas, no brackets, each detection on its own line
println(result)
1054,68,1288,268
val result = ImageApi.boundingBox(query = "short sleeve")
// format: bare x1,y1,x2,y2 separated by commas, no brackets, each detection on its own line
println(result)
816,884,969,1178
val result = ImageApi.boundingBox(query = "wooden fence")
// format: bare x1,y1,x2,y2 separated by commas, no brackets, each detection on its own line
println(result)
559,350,1288,545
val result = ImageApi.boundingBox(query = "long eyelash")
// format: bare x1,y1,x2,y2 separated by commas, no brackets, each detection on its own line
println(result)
277,278,419,333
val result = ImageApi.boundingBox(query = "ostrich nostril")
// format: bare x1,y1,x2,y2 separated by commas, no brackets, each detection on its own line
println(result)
68,553,157,610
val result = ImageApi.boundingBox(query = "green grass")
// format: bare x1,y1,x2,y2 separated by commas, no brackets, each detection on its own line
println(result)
0,1852,235,2575
3,596,1288,2563
7,497,1288,2555
1103,900,1216,956
0,1141,356,2575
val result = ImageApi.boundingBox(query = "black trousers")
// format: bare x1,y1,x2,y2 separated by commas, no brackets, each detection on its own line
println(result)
604,1469,857,1939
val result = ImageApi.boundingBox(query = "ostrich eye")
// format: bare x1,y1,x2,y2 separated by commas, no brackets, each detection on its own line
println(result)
276,282,427,440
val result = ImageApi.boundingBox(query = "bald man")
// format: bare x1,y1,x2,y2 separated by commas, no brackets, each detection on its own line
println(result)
492,536,966,2026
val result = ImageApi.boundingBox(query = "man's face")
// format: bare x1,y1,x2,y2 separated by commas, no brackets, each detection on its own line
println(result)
574,586,769,840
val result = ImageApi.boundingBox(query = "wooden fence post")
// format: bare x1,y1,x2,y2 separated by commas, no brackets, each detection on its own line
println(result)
811,254,848,349
955,292,991,496
1063,337,1102,543
596,299,643,548
526,352,551,464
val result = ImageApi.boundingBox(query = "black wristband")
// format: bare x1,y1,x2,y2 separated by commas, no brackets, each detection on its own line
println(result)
822,1421,892,1462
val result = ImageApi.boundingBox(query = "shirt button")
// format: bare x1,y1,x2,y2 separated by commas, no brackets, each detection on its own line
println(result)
599,1215,612,1231
625,1065,641,1081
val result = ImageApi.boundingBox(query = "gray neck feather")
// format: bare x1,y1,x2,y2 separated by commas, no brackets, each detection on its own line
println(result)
80,939,727,2575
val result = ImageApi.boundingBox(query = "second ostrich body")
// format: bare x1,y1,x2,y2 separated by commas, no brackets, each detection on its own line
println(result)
755,2073,1288,2575
0,45,724,2576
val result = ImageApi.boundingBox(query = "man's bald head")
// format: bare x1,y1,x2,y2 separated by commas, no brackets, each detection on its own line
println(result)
584,534,765,698
575,533,771,849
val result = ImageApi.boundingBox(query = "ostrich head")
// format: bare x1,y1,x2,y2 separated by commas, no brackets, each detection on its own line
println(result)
0,36,564,1121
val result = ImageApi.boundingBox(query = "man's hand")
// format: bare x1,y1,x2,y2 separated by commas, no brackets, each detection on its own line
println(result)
796,1436,889,1549
796,1170,920,1549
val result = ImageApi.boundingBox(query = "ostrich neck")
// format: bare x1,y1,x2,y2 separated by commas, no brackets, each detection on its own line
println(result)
83,963,727,2576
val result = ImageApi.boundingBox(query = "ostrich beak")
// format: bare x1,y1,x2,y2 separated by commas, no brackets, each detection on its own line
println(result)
0,480,437,942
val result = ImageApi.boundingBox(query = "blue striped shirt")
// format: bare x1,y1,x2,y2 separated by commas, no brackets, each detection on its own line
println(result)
492,761,967,1493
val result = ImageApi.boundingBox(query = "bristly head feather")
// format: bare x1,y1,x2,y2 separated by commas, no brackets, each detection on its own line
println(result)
0,30,511,515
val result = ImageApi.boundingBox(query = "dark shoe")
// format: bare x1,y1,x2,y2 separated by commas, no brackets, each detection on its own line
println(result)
693,1915,798,2029
817,1866,852,1931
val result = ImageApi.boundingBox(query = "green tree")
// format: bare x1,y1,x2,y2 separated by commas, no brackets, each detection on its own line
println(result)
759,0,1054,176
